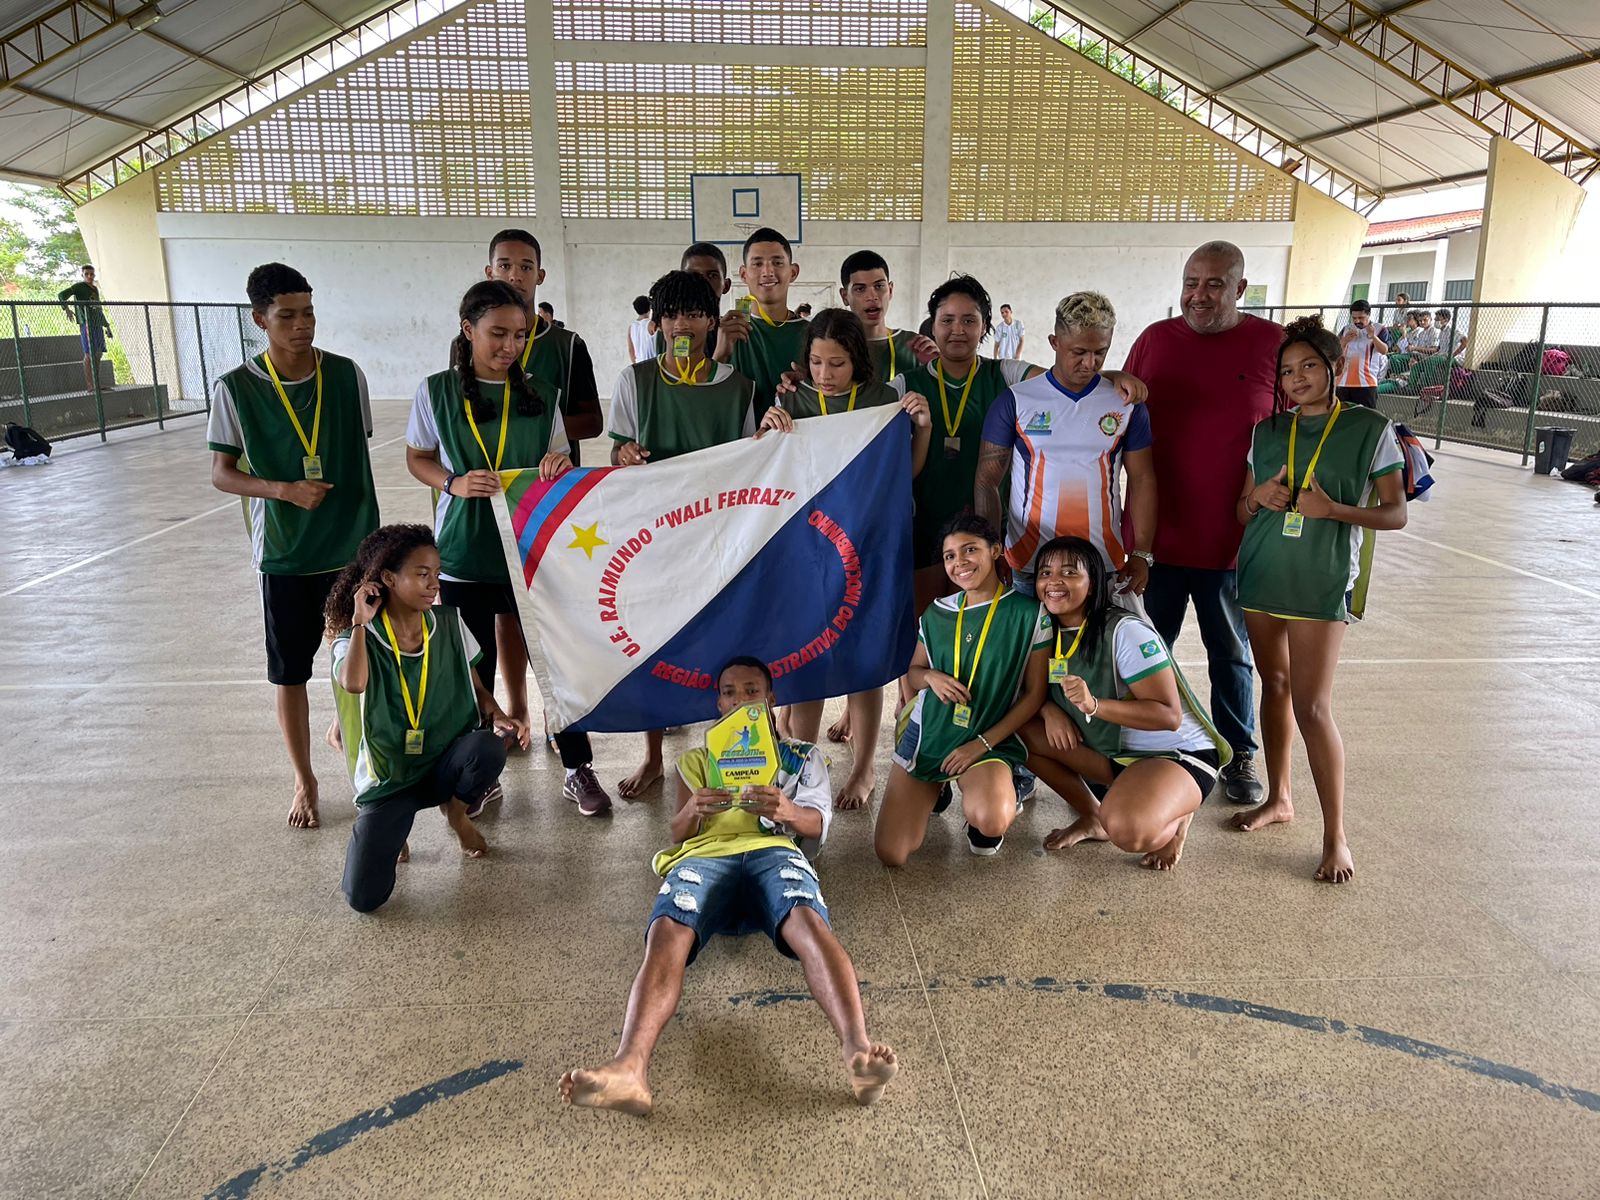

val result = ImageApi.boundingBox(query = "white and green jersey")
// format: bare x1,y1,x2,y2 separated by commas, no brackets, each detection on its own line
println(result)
732,314,807,417
1237,405,1404,621
778,381,900,421
893,589,1051,782
406,370,570,584
332,607,483,806
608,358,756,461
206,350,379,576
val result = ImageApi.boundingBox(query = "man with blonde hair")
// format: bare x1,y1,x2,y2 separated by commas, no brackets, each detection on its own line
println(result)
975,290,1155,599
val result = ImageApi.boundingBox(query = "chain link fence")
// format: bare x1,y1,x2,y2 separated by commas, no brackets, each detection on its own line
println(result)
2,300,267,443
1235,302,1600,465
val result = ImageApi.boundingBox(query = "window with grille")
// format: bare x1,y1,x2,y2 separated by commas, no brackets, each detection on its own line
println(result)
1443,279,1473,302
1386,281,1429,302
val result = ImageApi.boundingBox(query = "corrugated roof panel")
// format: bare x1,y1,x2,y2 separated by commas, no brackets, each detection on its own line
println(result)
1395,0,1596,78
1512,68,1600,148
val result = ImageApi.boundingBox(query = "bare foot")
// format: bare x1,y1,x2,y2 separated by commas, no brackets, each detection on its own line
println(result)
1044,815,1108,850
288,780,320,830
847,1044,897,1106
835,764,876,811
324,719,343,753
397,841,410,864
1229,797,1294,832
618,758,663,800
1139,814,1191,872
1314,842,1355,884
559,1062,653,1115
827,713,852,744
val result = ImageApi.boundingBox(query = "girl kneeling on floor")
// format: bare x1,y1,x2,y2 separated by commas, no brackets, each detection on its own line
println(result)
326,523,530,913
874,513,1050,864
1019,536,1229,872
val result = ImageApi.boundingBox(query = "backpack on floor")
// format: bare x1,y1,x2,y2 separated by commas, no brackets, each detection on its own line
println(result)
3,423,51,460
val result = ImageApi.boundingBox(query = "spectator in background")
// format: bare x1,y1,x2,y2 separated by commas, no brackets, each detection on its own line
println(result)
58,264,113,394
1435,309,1467,361
1408,309,1441,357
993,303,1025,359
1121,240,1282,806
538,300,565,329
1335,299,1388,408
627,295,654,364
795,303,814,319
1396,312,1420,353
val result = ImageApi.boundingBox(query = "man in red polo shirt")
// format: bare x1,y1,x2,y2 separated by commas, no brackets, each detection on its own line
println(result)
1122,241,1281,804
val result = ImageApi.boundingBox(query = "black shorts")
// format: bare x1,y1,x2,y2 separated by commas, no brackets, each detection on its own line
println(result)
1110,747,1221,800
437,579,518,689
261,571,339,686
1335,385,1378,408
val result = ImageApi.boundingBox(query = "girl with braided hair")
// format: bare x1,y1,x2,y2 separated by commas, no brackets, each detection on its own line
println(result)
405,283,614,817
325,524,529,912
1231,314,1408,884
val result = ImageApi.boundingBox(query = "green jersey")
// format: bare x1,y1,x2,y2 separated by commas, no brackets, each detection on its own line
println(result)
58,281,109,330
866,330,920,385
779,380,900,421
1237,404,1404,622
332,607,483,806
893,358,1032,568
608,359,756,462
206,350,379,576
892,588,1051,782
732,312,807,416
406,369,570,584
519,315,602,437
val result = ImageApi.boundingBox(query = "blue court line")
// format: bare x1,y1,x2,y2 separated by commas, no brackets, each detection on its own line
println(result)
205,1058,524,1200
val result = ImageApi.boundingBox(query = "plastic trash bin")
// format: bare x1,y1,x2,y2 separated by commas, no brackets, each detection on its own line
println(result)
1533,426,1575,475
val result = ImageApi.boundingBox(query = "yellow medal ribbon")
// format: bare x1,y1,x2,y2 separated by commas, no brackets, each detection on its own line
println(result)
887,331,897,379
263,351,322,459
953,586,1007,691
380,608,431,734
749,299,783,327
657,353,708,386
463,379,511,472
934,360,977,440
518,312,552,370
1053,621,1087,662
1287,400,1343,509
816,383,857,416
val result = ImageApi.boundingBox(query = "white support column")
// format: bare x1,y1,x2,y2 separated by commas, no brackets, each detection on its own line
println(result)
917,0,953,318
1427,237,1449,306
526,0,572,319
1366,252,1384,306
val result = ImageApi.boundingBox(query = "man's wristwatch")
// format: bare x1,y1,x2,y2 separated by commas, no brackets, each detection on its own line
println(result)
1129,550,1155,567
442,472,457,497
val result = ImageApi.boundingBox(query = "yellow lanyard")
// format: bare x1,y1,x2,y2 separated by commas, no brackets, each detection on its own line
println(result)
934,360,977,440
463,379,511,472
518,313,551,370
815,383,857,416
657,353,708,386
750,300,783,327
1287,401,1342,508
263,352,321,458
380,609,430,731
1053,621,1087,662
953,587,1007,690
885,332,898,379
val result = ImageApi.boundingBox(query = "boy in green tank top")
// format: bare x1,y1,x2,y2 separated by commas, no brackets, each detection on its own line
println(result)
559,656,896,1117
654,241,730,360
713,226,807,415
609,270,757,798
837,249,938,384
207,262,380,832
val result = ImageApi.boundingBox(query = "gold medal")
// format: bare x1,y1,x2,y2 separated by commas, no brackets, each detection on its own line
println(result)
952,703,972,729
1282,512,1305,539
943,435,961,458
1049,657,1070,684
403,728,426,755
302,454,323,480
735,296,754,315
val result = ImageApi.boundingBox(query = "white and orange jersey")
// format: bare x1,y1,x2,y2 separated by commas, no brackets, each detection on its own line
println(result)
1338,324,1387,387
980,370,1152,575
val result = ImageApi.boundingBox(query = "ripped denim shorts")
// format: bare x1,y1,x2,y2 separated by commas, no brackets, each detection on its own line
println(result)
648,846,831,964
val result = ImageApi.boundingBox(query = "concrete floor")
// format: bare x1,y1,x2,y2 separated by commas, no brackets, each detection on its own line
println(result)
2,403,1598,1199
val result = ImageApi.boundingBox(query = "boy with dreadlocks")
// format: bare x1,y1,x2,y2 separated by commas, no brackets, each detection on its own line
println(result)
609,269,758,797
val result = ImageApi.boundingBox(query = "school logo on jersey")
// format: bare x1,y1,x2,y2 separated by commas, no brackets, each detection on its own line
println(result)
1098,411,1125,437
1140,639,1161,658
1023,411,1053,436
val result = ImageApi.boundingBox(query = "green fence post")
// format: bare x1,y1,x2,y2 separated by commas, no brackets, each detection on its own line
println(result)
144,303,164,430
89,305,108,442
1519,305,1550,466
7,303,30,428
194,306,210,411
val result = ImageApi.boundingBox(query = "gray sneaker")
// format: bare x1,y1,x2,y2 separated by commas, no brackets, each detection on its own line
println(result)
563,765,612,817
1220,753,1264,804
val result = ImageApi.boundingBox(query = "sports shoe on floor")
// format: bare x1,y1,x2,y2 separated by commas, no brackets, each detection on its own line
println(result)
933,782,954,814
965,824,1003,856
563,764,612,817
465,781,503,820
1220,753,1264,804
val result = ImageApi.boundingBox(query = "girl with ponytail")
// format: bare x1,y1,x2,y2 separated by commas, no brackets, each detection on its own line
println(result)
404,283,613,815
1230,314,1408,884
324,523,530,913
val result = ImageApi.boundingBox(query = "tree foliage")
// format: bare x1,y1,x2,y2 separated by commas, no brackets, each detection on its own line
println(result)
0,183,89,298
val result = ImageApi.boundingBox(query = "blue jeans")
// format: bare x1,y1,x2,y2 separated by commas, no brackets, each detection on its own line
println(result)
650,846,830,965
1142,564,1257,756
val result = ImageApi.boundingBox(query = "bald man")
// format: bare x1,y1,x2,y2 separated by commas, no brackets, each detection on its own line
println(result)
1121,241,1282,805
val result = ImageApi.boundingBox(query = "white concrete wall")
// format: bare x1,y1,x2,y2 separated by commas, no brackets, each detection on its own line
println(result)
158,213,1295,397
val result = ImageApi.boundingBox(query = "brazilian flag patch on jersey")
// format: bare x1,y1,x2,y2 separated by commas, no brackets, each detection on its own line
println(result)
1140,640,1161,658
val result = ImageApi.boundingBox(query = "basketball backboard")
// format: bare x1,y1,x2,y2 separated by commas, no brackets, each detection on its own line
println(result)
690,173,803,247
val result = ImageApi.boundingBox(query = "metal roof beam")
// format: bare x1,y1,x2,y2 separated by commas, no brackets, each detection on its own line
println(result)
0,165,67,187
1267,0,1600,180
297,0,351,33
1212,0,1429,93
0,0,121,93
1126,0,1196,42
8,81,153,131
139,28,251,81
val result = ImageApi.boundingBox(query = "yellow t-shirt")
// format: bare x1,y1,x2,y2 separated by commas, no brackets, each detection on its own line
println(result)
652,741,831,876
